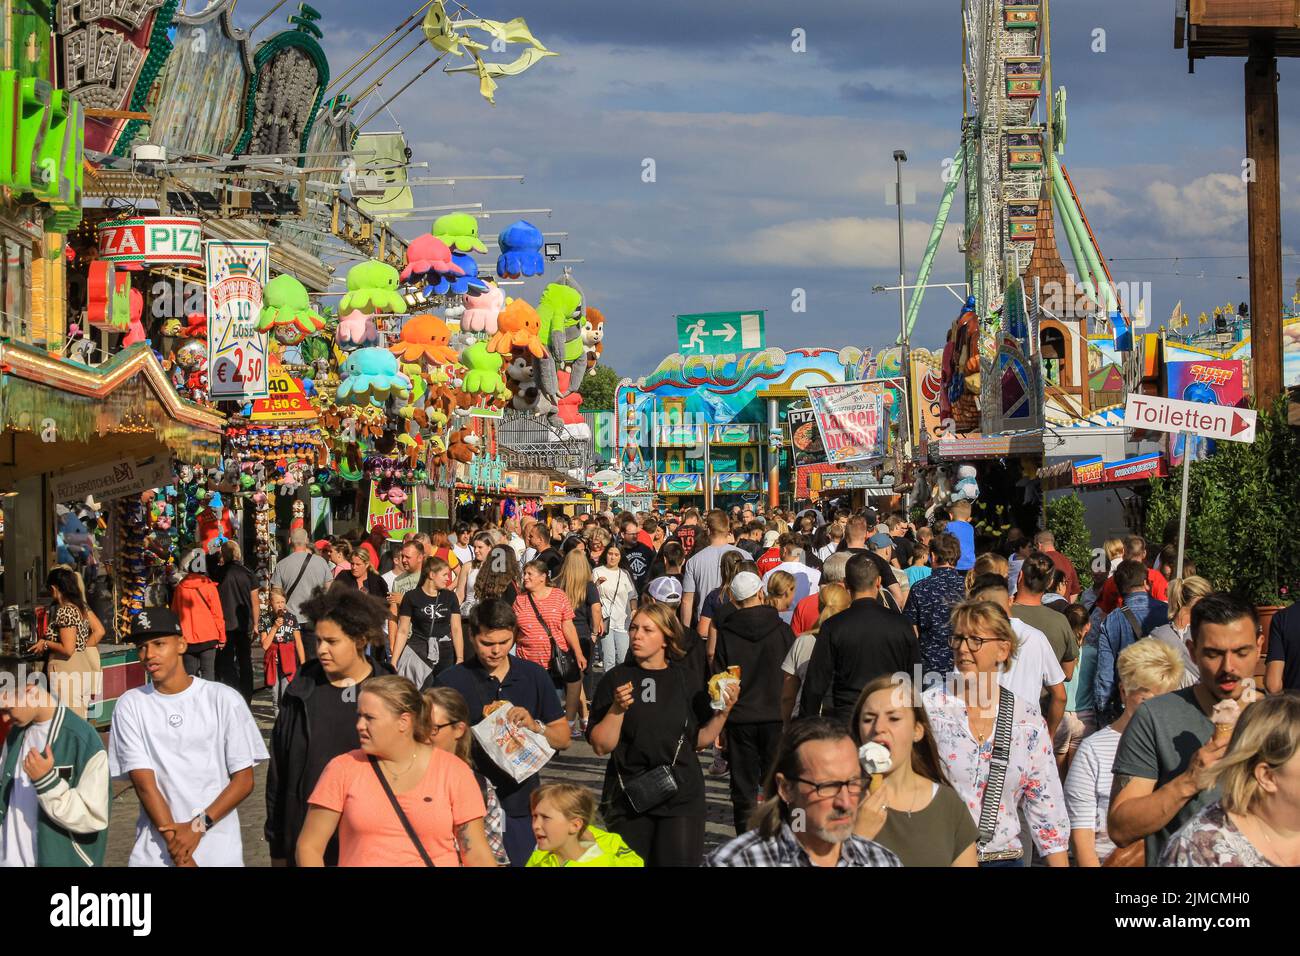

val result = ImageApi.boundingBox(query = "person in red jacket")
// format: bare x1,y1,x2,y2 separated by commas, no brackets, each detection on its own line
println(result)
1094,535,1168,615
172,550,227,680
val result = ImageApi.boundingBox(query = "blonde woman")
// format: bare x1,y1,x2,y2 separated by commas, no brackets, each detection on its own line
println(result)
965,552,1009,594
1064,638,1183,866
1161,694,1300,867
780,583,851,724
298,675,496,867
1148,576,1214,689
922,599,1070,867
556,548,603,736
764,570,797,617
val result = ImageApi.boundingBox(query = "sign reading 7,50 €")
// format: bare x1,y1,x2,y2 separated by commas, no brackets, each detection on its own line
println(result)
0,71,85,210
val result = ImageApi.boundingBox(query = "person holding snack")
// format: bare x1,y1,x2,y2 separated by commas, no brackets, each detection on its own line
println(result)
1160,694,1300,866
259,588,306,713
1109,593,1263,863
525,783,644,867
434,601,572,866
588,602,736,866
713,570,795,834
850,676,979,866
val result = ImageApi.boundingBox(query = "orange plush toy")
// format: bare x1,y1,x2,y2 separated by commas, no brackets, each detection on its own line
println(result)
488,299,546,358
447,428,480,463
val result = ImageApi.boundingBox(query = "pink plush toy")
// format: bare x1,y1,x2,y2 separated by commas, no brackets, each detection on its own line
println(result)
336,309,380,348
401,235,463,282
461,284,504,334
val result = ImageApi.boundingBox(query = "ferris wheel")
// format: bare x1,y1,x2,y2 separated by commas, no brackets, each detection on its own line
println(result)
961,0,1056,317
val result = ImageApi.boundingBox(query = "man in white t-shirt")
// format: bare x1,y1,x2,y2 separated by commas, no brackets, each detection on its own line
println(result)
451,522,475,567
108,608,268,867
761,541,821,625
969,575,1066,741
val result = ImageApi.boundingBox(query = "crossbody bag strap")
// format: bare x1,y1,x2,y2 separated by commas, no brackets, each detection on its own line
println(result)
1121,606,1143,639
526,591,555,641
976,687,1016,848
613,667,691,790
282,556,314,604
368,756,436,867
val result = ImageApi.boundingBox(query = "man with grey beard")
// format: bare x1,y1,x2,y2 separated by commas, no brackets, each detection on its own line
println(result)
704,718,901,867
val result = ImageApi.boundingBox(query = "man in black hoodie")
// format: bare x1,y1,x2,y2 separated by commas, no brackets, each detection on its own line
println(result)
714,570,795,835
265,588,395,866
802,554,921,724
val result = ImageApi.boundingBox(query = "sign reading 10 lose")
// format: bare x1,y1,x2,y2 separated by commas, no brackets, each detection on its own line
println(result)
205,240,271,400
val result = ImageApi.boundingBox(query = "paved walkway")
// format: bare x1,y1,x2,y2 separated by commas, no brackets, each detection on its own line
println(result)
105,678,738,865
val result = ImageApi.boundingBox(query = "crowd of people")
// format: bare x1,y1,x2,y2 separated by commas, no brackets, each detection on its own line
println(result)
2,501,1298,868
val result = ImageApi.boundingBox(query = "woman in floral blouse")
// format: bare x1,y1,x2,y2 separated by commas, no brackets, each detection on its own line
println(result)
921,599,1070,867
1161,694,1300,867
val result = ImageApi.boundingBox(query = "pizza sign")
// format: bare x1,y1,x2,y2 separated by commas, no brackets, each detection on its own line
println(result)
98,217,203,266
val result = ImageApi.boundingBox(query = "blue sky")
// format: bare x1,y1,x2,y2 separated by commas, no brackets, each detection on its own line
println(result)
230,0,1300,377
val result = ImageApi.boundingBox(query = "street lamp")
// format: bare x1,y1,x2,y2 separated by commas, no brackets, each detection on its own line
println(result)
892,150,913,466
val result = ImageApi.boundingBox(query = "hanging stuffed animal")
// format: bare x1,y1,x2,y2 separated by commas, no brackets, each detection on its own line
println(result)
488,299,545,357
337,347,412,407
496,219,545,278
536,283,587,398
389,314,460,366
401,234,462,284
432,212,488,254
582,307,605,368
337,260,407,349
258,274,327,344
461,283,505,334
952,464,980,503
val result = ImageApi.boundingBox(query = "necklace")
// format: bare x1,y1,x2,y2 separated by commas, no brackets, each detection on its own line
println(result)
1252,813,1296,865
383,750,418,780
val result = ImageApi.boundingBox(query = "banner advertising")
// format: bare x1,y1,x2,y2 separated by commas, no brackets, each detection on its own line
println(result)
1071,453,1166,487
787,405,826,467
249,373,317,423
366,481,416,541
98,217,203,267
1165,359,1245,466
205,240,271,400
51,456,171,504
806,381,887,465
909,350,948,450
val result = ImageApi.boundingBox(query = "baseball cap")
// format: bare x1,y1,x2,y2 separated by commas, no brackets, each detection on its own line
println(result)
761,530,781,548
647,576,683,605
129,607,183,642
730,571,763,601
868,532,894,550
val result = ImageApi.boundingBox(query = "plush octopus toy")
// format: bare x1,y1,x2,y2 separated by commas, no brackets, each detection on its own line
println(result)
338,261,407,349
488,299,546,358
336,347,412,408
258,274,327,344
389,314,460,366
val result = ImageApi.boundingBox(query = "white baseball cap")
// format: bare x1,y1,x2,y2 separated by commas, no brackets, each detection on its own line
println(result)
647,576,683,605
730,571,763,601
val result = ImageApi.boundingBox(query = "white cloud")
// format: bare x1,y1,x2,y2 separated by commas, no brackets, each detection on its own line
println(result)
720,216,962,271
1144,174,1246,240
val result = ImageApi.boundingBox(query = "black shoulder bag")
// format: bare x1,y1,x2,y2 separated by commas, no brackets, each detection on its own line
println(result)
368,756,436,867
613,668,690,814
975,687,1017,853
527,591,581,684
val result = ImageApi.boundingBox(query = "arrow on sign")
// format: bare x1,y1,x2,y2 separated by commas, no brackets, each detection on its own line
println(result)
1231,411,1251,437
712,323,736,342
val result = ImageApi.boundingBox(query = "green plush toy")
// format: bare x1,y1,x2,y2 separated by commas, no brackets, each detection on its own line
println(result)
339,260,408,314
460,340,506,395
258,274,327,336
432,212,488,254
536,283,587,397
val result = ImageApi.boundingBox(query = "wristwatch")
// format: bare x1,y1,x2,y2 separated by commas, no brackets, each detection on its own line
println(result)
193,812,215,833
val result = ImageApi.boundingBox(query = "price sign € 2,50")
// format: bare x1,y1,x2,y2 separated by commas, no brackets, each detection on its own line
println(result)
205,240,271,400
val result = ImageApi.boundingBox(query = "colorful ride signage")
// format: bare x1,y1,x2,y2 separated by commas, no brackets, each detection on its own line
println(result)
1072,453,1166,487
98,217,203,267
806,381,887,465
0,71,85,212
205,240,271,400
249,373,316,423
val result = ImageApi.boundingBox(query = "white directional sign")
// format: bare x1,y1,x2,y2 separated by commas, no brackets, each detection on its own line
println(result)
1123,394,1257,444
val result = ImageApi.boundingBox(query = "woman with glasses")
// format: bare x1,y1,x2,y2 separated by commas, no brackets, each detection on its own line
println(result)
423,686,509,865
850,676,979,866
921,600,1070,867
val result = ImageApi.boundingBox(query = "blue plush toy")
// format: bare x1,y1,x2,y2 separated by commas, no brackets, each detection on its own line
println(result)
496,219,545,278
337,347,412,408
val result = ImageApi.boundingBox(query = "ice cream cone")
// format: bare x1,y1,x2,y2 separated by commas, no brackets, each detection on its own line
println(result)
870,773,884,794
1213,723,1235,746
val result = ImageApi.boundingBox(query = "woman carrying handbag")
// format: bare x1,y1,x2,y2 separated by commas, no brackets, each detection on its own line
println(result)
588,603,736,866
513,560,586,705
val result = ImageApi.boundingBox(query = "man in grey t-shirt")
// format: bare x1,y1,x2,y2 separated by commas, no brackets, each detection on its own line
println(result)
679,512,745,630
270,528,333,659
1108,593,1262,862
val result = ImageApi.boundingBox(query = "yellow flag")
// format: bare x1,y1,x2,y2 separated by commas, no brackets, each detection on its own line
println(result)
421,1,461,54
456,16,550,52
1170,300,1183,328
446,47,558,103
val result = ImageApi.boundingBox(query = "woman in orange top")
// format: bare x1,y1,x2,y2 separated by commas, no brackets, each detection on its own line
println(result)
171,549,226,681
297,675,497,867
